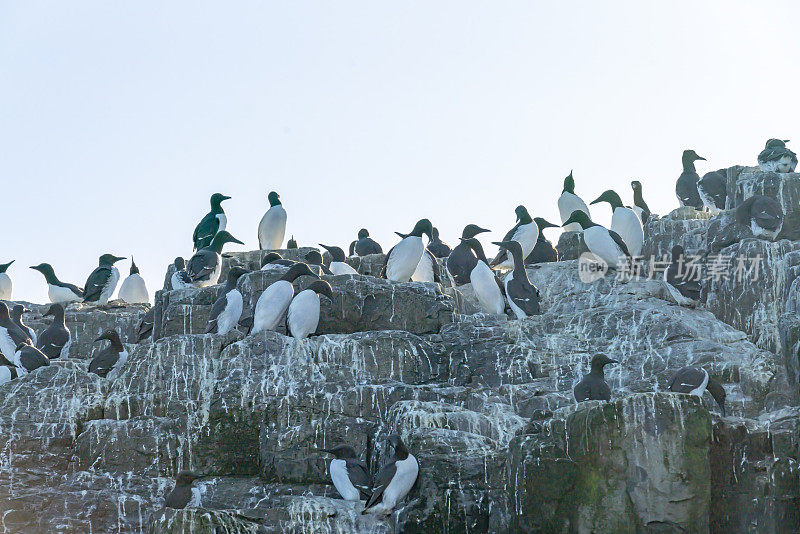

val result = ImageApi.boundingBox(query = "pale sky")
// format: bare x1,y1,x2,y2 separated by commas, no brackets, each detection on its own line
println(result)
2,1,799,303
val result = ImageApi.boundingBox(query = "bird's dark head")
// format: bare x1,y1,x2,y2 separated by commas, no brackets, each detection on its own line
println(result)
261,252,284,267
461,224,490,239
283,262,319,283
387,434,409,458
409,219,433,240
562,210,592,230
210,193,231,210
706,380,727,417
590,353,618,369
129,257,140,275
765,138,788,149
321,444,357,460
175,471,203,486
94,329,121,344
631,180,643,192
268,191,281,206
227,266,249,282
534,217,558,232
682,149,706,166
10,304,28,320
308,280,334,301
173,257,186,270
492,240,523,258
319,244,346,262
590,190,623,209
563,171,575,194
0,260,13,274
0,302,9,320
515,205,532,224
211,231,245,250
287,236,298,249
44,303,64,318
99,254,126,266
30,263,54,275
357,228,370,239
431,227,441,240
305,250,324,265
459,237,487,262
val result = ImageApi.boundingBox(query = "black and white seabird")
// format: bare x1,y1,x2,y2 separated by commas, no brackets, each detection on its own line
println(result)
558,171,591,232
258,191,287,250
0,260,13,300
675,150,706,209
36,303,71,359
735,195,784,240
427,227,452,259
353,229,383,256
590,190,644,257
192,193,230,251
381,219,433,282
663,245,701,306
287,235,298,249
136,307,155,342
83,254,126,305
89,329,128,380
409,242,442,284
0,302,32,361
574,354,617,402
525,218,559,264
0,365,19,386
319,245,358,275
252,263,319,334
206,267,248,335
187,231,244,287
260,252,297,269
668,366,726,416
118,257,150,304
493,240,541,319
4,341,50,375
697,171,727,214
322,445,373,501
165,471,203,509
30,263,84,303
288,280,334,339
758,138,798,173
363,434,419,515
461,238,505,315
11,305,36,346
490,206,539,270
446,224,491,286
170,258,193,290
630,180,651,224
562,211,631,271
305,250,333,275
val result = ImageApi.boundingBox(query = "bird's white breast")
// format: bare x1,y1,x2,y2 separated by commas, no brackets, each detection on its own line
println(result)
118,274,150,304
99,267,121,304
330,262,358,276
688,368,709,397
258,205,288,250
559,192,590,232
0,328,16,364
387,237,424,282
610,207,643,257
216,213,227,232
584,226,627,270
0,274,12,301
171,272,191,290
751,219,782,240
107,350,129,381
253,280,294,333
411,252,436,282
217,289,244,335
471,262,504,315
330,459,360,501
49,284,82,304
382,454,419,508
288,289,321,339
0,366,13,385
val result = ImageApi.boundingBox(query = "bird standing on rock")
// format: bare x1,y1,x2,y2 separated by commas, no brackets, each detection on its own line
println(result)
165,471,204,509
10,305,36,345
697,171,727,214
590,189,644,257
353,229,383,256
118,257,150,304
252,263,318,334
757,139,797,173
206,267,248,335
490,206,539,270
446,224,491,286
287,280,334,339
426,227,451,258
525,218,559,265
558,171,591,232
30,263,84,303
630,180,651,224
735,195,784,240
382,219,433,282
675,150,706,209
574,354,617,402
462,238,505,315
83,254,126,305
319,245,358,275
493,240,541,319
187,231,244,287
562,210,630,271
0,260,14,301
258,191,287,250
89,329,128,380
4,341,50,375
305,250,333,275
36,303,71,359
170,258,193,290
193,193,230,251
363,434,419,515
668,366,726,416
0,302,31,360
321,445,373,501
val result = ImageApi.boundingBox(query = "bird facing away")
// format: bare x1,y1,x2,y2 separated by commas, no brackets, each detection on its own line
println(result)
363,434,419,515
287,236,298,249
574,354,617,402
287,280,334,339
427,227,452,258
83,254,126,305
668,366,726,416
562,210,631,271
0,260,13,301
735,195,784,240
305,250,333,275
89,329,128,380
446,224,491,286
118,257,150,304
258,191,287,250
525,218,559,264
136,306,155,343
187,231,245,287
354,228,383,256
675,150,706,209
630,180,651,224
590,189,644,257
757,138,797,173
165,471,203,509
30,263,84,303
663,245,701,306
493,240,541,318
490,206,538,270
558,171,591,232
36,303,71,359
206,266,248,335
193,193,230,251
252,263,319,334
322,445,373,501
382,219,433,282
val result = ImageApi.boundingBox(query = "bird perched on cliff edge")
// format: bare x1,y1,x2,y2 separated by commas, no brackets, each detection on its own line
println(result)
118,257,150,304
558,171,591,232
165,471,204,509
574,354,617,402
206,266,248,335
446,224,491,286
10,305,36,345
668,366,726,416
382,219,433,282
590,189,644,258
675,150,706,209
89,329,128,380
489,206,539,270
363,434,419,515
30,263,83,304
0,260,13,301
83,254,126,305
36,303,71,359
258,191,287,250
187,231,244,287
321,445,373,501
193,193,230,251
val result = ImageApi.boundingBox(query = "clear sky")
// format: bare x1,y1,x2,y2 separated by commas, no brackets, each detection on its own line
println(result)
2,1,799,303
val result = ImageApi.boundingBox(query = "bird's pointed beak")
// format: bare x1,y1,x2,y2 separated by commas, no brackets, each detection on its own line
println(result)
697,156,706,161
231,237,245,245
608,359,618,364
94,334,106,343
477,227,490,234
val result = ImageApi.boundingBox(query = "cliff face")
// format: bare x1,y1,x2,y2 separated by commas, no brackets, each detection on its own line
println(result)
1,169,799,533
